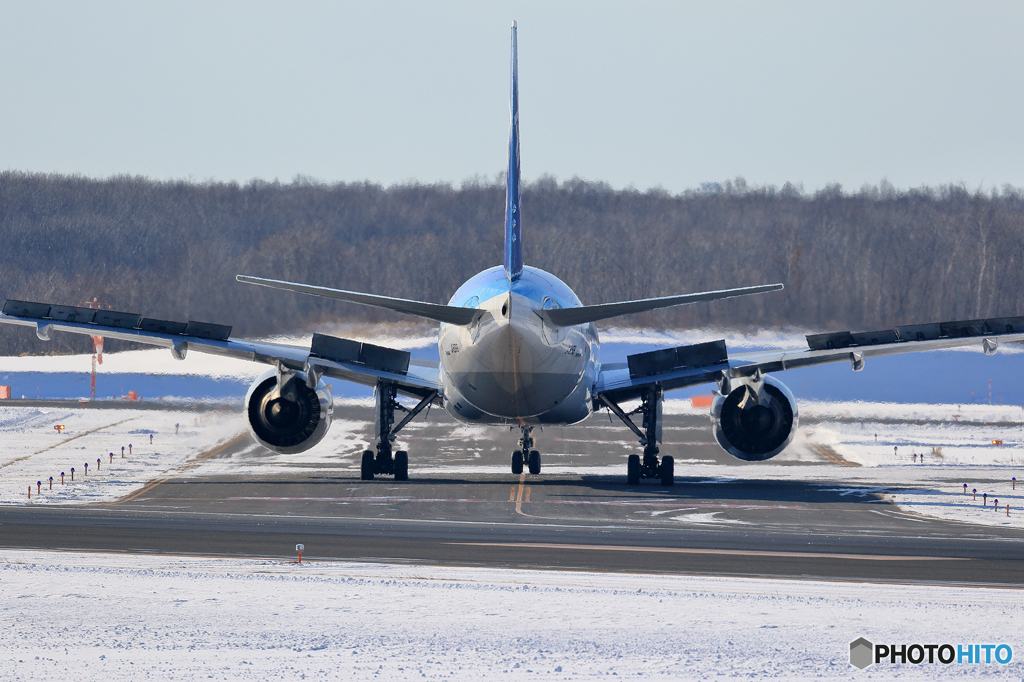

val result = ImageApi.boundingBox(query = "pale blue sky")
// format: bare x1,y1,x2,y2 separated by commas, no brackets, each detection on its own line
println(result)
2,1,1022,193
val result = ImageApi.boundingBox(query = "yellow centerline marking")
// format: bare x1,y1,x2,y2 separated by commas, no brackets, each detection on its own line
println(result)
451,542,969,562
512,473,535,517
111,432,249,504
810,444,858,467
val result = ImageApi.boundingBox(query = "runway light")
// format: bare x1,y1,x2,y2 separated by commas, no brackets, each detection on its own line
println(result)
96,457,101,470
70,468,74,481
49,477,53,490
109,452,113,464
973,488,977,500
84,463,88,475
37,481,41,495
983,493,987,506
27,486,30,499
994,498,998,511
963,484,968,494
1014,477,1017,490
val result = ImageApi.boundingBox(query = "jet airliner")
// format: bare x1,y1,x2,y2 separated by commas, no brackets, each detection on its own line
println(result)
3,23,1024,484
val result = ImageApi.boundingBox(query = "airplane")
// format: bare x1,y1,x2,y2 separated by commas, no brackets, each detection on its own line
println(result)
3,22,1024,485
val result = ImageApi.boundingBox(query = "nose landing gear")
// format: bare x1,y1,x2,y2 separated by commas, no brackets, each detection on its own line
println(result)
510,425,541,475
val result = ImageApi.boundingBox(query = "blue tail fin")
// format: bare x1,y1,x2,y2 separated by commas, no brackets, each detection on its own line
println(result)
503,21,523,281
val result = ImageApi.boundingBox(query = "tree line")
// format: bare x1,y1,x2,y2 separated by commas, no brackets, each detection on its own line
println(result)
2,170,1024,356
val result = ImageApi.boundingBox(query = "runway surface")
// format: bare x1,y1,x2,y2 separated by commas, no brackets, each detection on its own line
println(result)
2,406,1023,585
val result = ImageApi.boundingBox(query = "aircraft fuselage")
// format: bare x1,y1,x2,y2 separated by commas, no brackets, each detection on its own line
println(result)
439,265,599,425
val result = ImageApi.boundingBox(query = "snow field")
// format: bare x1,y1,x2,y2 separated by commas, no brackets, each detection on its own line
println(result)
0,406,245,505
0,549,1021,681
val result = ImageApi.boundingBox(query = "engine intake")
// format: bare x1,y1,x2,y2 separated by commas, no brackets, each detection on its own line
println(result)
711,375,797,461
245,369,333,454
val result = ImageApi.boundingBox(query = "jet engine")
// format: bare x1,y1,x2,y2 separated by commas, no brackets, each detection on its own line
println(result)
711,375,798,461
244,368,333,454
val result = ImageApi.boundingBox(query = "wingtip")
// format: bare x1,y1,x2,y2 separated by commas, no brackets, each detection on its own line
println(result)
511,20,517,29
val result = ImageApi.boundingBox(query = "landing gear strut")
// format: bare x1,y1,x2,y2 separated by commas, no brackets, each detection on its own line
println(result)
360,381,437,481
511,425,541,475
599,386,674,486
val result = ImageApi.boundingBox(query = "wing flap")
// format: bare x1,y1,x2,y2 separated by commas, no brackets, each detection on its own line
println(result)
0,301,439,398
597,314,1024,403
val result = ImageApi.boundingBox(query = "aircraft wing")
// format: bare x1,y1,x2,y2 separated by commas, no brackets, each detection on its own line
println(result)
595,315,1024,404
0,300,440,400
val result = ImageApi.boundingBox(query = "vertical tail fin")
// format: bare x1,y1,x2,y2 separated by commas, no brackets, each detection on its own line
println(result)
503,21,523,281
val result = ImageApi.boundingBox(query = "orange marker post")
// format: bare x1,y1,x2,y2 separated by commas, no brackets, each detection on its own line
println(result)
28,486,31,499
296,543,304,564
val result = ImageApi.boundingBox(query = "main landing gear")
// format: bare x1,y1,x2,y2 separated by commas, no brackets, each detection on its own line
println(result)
360,381,438,481
511,425,541,475
599,386,674,486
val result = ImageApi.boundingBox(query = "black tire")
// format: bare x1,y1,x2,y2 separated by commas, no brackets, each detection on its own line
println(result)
627,454,640,485
660,455,674,486
394,450,408,481
528,450,541,475
511,450,524,475
361,450,375,480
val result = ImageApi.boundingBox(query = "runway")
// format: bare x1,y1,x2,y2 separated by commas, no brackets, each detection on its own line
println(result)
1,406,1023,585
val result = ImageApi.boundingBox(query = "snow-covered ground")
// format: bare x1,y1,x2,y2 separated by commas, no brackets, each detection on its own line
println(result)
0,549,1020,681
0,405,243,505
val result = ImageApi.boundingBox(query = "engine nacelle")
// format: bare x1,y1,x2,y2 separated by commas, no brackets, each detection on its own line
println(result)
711,375,798,461
244,368,333,454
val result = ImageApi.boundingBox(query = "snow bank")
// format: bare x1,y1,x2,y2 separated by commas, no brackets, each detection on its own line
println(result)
0,550,1020,680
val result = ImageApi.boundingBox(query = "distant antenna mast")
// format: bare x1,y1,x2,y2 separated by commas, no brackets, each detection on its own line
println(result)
80,297,109,401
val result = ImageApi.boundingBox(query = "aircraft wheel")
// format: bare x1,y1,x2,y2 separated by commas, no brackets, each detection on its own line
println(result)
511,450,524,475
361,450,375,480
627,454,640,485
394,450,409,481
660,455,674,486
528,450,541,475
